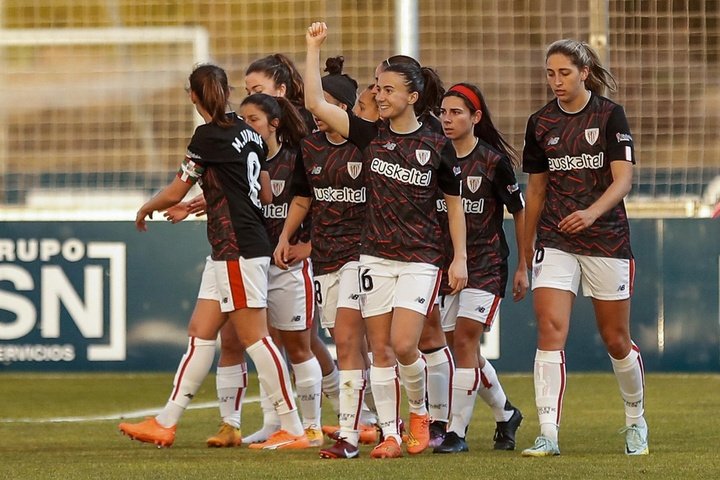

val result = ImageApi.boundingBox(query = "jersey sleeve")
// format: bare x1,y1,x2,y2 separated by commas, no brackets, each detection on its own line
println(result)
492,155,525,214
606,105,635,164
347,113,378,151
290,148,312,197
522,116,548,173
437,140,462,195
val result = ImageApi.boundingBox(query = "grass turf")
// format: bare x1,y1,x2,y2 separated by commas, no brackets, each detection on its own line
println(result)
0,372,718,479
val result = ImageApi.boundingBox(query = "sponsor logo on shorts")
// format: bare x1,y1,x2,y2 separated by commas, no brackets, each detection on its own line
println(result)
415,297,426,304
291,315,301,322
617,284,626,292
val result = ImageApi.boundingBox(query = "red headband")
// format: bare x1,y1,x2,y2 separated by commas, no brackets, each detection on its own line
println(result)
448,84,481,111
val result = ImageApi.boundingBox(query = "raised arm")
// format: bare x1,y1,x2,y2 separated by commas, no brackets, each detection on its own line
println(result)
305,22,350,138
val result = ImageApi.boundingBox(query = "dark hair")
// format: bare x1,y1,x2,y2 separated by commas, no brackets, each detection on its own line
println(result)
240,93,309,148
321,56,358,108
246,54,305,108
383,61,445,117
189,64,232,128
378,54,421,71
444,83,519,168
546,39,617,95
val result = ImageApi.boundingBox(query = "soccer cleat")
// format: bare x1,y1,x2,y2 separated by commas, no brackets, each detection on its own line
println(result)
428,420,447,449
206,422,242,448
406,412,431,455
319,437,360,459
521,436,561,457
370,436,402,459
432,431,469,454
323,423,379,445
493,406,523,450
620,424,649,456
242,424,281,444
247,429,311,450
119,417,176,448
305,426,324,447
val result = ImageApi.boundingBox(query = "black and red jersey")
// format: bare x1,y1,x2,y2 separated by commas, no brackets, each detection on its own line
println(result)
523,94,635,259
437,140,524,297
262,145,310,249
293,132,366,276
180,112,271,260
348,114,461,267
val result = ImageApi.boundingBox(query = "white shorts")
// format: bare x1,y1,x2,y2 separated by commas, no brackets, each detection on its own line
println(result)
357,254,441,318
267,259,315,331
531,247,634,300
197,256,270,312
438,289,501,333
314,261,361,329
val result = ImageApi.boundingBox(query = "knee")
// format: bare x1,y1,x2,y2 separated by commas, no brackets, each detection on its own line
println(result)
391,337,417,363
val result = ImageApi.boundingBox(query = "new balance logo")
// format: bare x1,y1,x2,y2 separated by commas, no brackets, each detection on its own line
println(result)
547,136,560,146
184,393,195,399
617,284,626,292
415,297,426,304
311,165,322,174
476,306,486,313
291,315,301,322
383,142,397,150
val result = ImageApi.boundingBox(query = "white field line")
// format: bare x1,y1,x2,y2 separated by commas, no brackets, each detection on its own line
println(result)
0,395,260,424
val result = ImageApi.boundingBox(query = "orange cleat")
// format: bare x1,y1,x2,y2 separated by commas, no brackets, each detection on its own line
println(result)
370,436,402,459
206,422,242,448
119,417,176,448
406,412,431,455
247,429,311,450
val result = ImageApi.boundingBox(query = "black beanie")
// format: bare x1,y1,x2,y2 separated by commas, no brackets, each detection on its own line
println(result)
321,56,358,109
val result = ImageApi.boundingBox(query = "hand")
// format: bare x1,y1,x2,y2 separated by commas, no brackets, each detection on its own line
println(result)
511,266,529,302
135,206,154,232
273,236,292,270
558,209,598,234
163,203,190,223
306,22,328,48
285,242,312,266
187,195,207,217
447,257,468,295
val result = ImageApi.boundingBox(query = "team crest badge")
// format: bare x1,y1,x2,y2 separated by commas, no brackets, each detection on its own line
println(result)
466,176,483,193
415,149,431,166
271,180,285,197
584,128,599,146
347,162,362,179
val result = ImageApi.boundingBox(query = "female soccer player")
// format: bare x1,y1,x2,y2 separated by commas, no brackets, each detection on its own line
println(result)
431,83,527,454
305,22,468,459
230,92,325,450
521,39,648,457
118,64,306,448
275,56,378,459
204,54,340,448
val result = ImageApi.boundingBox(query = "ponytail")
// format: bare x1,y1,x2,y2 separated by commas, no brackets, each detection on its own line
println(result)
189,64,233,128
246,54,306,108
384,62,445,118
240,93,308,149
546,39,617,95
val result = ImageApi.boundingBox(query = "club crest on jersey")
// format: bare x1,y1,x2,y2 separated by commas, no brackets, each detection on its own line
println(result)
584,128,599,146
415,149,431,166
271,180,285,197
347,161,362,179
466,176,483,193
